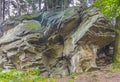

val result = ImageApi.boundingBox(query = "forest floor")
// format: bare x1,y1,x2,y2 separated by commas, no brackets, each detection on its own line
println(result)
57,65,120,82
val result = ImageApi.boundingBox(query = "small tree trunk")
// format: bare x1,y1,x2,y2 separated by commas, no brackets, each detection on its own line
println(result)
2,0,5,20
64,0,69,8
114,15,120,63
31,0,36,12
8,0,11,18
16,0,21,16
0,0,3,23
44,0,48,11
39,0,41,11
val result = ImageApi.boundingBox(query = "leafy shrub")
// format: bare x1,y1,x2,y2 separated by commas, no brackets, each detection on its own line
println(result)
0,68,56,82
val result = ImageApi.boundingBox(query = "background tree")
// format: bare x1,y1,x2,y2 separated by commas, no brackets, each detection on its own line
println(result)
2,0,5,21
0,0,95,21
0,0,3,23
38,0,42,11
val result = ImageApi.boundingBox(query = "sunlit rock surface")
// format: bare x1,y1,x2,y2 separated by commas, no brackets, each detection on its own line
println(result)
0,7,115,77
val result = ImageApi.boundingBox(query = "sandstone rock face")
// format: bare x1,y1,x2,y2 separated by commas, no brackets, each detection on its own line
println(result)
0,7,115,77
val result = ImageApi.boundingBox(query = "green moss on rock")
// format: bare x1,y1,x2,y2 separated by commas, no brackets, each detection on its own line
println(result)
24,21,39,29
23,20,42,31
18,13,40,19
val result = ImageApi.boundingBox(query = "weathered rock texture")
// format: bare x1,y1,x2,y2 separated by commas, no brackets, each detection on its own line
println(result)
0,7,115,77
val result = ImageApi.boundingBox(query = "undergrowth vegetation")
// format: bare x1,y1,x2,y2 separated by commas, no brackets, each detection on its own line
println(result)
0,68,56,82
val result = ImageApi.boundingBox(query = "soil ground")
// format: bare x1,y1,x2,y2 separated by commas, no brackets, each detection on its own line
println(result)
57,65,120,82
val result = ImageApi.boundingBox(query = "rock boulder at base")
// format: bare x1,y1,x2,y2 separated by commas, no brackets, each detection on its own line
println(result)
0,7,115,77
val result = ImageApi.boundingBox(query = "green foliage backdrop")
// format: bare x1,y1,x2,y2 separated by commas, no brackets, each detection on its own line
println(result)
94,0,120,20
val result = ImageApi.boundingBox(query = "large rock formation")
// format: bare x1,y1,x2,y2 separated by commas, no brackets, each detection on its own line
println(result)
0,7,115,77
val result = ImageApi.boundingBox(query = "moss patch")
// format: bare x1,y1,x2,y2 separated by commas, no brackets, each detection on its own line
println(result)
24,22,38,29
18,13,40,19
18,20,43,34
111,63,120,72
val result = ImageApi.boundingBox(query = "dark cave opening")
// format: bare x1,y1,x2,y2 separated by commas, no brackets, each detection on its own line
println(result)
96,42,114,66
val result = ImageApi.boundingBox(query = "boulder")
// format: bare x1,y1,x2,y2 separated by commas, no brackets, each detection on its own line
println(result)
0,7,115,77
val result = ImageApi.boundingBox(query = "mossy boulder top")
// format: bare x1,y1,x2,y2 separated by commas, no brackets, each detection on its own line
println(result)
0,7,80,39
